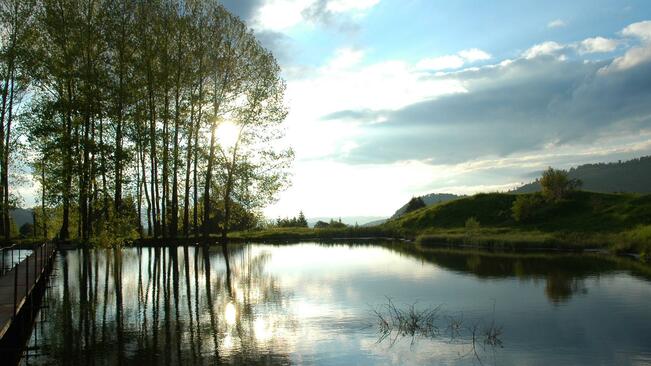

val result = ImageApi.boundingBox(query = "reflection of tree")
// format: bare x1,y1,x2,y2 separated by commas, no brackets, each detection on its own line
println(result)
545,273,587,304
385,244,606,303
25,246,295,365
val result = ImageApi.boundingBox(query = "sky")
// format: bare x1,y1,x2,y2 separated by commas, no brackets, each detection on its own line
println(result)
19,1,651,221
215,0,651,220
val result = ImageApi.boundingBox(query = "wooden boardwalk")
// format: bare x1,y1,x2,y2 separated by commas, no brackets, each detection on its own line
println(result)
0,242,56,342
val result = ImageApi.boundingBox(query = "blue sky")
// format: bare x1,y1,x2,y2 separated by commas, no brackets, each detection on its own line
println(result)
216,0,651,219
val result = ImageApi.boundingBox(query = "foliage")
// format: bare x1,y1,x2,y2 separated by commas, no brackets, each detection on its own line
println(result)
514,156,651,194
0,0,293,244
404,197,426,214
90,197,139,247
389,193,516,230
313,220,329,229
204,197,259,234
230,225,398,242
540,167,581,202
275,211,308,228
512,193,547,222
19,222,34,238
465,217,480,233
388,191,651,254
313,218,347,229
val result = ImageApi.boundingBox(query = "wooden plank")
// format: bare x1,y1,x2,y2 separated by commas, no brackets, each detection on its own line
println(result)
0,245,55,340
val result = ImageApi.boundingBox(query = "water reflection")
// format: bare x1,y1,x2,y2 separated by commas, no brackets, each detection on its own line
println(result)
23,245,295,365
19,243,651,366
388,244,649,304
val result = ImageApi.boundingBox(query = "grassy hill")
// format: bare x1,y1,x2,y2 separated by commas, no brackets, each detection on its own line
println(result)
390,193,462,219
234,190,651,257
386,191,651,254
515,156,651,194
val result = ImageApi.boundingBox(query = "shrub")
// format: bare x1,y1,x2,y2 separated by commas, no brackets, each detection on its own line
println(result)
465,217,480,233
540,167,581,202
314,220,329,228
512,194,546,222
404,197,426,213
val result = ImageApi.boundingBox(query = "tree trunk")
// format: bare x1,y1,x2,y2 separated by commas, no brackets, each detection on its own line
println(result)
182,95,194,237
2,69,15,239
203,122,216,238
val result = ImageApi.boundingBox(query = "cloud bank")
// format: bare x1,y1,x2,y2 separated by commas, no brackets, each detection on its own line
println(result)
322,21,651,166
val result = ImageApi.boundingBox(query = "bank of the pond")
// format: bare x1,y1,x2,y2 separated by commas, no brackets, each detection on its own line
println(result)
233,191,651,259
6,192,648,261
229,226,645,256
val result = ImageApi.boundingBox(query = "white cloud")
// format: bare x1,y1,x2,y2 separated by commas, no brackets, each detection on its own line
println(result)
602,46,651,73
577,37,618,54
288,48,466,120
600,20,651,73
547,19,566,28
325,47,364,70
268,20,651,217
254,0,380,31
417,48,491,70
522,41,565,59
265,160,449,217
621,20,651,42
458,48,492,62
255,0,311,31
326,0,380,13
416,55,465,70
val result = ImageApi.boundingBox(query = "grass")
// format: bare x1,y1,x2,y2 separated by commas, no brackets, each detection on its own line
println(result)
371,297,503,363
230,225,401,242
233,191,651,257
381,191,651,255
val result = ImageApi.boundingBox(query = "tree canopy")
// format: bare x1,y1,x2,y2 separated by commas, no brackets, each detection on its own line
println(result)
1,0,292,243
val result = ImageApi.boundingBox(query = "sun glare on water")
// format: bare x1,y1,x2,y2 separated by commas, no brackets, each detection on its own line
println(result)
224,302,237,326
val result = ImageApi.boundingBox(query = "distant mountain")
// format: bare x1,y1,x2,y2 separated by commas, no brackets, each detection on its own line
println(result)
514,156,651,194
10,208,33,228
307,216,385,228
390,193,463,220
361,218,387,227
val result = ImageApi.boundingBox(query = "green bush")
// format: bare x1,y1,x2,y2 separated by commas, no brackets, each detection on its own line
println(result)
465,217,480,233
512,194,546,222
91,212,139,247
540,167,582,202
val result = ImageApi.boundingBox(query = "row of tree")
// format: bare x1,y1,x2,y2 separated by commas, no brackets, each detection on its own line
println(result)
275,211,308,228
0,0,292,242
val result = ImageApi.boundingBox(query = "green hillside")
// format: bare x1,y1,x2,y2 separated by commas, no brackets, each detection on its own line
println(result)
386,191,651,253
515,156,651,194
390,193,463,219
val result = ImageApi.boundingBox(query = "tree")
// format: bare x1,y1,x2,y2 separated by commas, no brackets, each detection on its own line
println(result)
19,222,34,237
404,196,426,213
297,211,307,227
15,0,290,243
540,167,581,202
314,220,329,229
512,193,546,222
0,0,37,239
213,30,293,243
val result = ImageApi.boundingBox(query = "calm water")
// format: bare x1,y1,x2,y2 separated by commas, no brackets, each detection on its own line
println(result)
20,243,651,365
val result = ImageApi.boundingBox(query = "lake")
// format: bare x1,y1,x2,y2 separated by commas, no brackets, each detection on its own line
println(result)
19,242,651,365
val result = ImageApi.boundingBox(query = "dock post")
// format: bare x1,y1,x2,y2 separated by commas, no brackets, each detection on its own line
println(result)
26,255,29,300
13,257,18,318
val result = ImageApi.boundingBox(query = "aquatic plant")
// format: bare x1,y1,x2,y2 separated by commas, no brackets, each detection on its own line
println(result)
371,297,503,365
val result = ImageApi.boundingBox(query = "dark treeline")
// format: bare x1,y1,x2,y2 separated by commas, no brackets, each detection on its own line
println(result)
0,0,293,243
